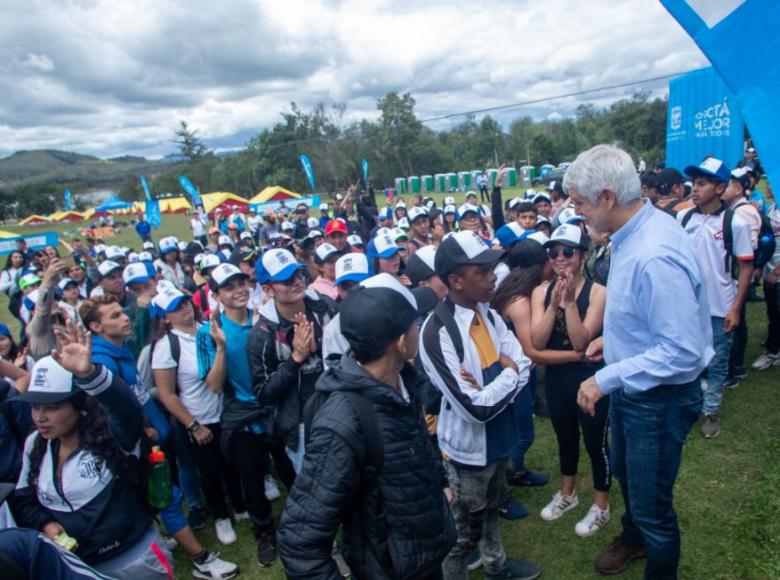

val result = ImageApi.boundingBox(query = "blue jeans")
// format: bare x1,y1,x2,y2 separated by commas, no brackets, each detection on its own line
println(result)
703,316,734,415
611,382,702,579
511,368,536,472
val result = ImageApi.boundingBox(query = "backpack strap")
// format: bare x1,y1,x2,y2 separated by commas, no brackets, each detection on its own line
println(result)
723,208,734,274
343,391,383,484
434,300,464,362
680,206,700,228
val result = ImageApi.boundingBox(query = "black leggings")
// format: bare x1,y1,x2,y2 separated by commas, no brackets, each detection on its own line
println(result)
545,366,611,492
231,431,274,538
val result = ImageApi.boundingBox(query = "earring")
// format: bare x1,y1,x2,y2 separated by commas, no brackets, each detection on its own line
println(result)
81,411,87,417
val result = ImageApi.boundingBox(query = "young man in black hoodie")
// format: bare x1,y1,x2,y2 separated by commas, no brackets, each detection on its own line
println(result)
277,273,456,580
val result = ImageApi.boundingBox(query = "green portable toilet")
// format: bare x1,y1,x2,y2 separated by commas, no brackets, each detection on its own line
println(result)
421,175,434,192
471,170,482,187
394,177,407,194
458,171,471,190
435,174,447,192
539,164,555,177
446,173,458,191
408,176,420,194
505,167,518,187
487,168,498,186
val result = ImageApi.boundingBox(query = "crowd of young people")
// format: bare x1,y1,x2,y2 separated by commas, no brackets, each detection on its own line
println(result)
0,142,776,580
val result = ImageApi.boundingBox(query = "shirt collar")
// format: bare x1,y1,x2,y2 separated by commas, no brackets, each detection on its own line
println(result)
609,199,654,250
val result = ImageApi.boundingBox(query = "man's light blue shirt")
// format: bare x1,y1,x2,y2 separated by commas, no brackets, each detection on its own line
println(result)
595,201,714,394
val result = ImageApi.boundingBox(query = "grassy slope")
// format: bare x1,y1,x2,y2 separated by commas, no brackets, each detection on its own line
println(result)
1,197,777,579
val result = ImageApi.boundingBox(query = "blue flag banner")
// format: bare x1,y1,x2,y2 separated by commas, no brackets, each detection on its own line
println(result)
140,176,153,201
361,159,369,187
300,154,316,192
179,175,202,207
146,199,161,229
665,67,744,172
661,0,780,187
0,232,58,256
63,189,72,211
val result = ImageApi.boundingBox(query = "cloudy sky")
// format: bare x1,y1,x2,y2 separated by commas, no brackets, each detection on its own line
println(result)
0,0,708,159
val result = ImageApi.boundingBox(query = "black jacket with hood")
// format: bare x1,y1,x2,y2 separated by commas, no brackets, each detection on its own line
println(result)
277,354,456,580
247,292,332,448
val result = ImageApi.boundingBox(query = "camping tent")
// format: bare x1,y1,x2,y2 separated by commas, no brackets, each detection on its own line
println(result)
201,192,249,217
249,186,301,204
19,215,51,226
95,196,133,213
48,211,84,222
0,230,18,238
134,197,191,215
79,208,96,221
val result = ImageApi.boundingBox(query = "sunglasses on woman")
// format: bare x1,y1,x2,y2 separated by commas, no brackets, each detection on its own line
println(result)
547,247,577,259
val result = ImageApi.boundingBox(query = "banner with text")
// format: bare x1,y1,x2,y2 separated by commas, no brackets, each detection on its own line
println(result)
666,67,744,172
0,232,59,256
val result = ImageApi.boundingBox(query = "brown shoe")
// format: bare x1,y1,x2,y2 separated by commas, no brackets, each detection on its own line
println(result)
594,535,645,575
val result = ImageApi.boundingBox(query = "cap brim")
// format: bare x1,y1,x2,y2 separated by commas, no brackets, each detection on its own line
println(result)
125,276,151,287
17,389,79,405
315,251,340,265
212,271,249,290
410,286,439,316
465,248,505,266
269,262,306,282
162,295,191,313
684,165,724,182
99,266,122,278
543,239,581,249
376,247,400,259
336,272,370,285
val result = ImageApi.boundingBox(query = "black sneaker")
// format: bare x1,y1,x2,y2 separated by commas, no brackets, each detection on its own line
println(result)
257,533,277,567
485,558,542,580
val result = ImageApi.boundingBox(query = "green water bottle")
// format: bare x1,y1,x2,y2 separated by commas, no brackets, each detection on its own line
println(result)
147,446,173,509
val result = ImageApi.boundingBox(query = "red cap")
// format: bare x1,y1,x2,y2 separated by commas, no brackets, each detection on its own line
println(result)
148,446,166,464
325,218,348,236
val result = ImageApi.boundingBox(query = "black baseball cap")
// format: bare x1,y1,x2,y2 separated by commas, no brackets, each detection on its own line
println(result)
406,245,437,285
506,238,548,269
655,168,684,196
434,231,503,278
340,273,419,353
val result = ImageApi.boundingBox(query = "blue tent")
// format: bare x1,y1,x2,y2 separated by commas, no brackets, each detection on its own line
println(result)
95,196,133,213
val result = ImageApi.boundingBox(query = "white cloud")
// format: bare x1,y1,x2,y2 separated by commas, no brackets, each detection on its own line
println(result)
0,0,707,158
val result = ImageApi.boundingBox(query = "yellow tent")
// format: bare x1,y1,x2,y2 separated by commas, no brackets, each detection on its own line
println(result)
79,208,96,220
47,211,67,221
19,215,51,226
201,192,249,216
0,229,18,238
249,186,301,204
162,197,192,213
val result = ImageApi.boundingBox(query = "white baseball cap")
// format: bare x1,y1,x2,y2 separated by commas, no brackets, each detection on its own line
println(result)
57,278,78,291
443,204,457,215
319,203,329,211
94,244,107,254
97,260,122,278
408,206,429,223
142,241,155,250
218,235,234,247
347,234,364,247
240,231,253,240
544,223,589,250
208,263,249,291
152,284,190,315
17,356,78,404
127,252,140,263
255,248,305,284
397,217,410,230
369,233,400,259
104,245,125,261
177,241,189,252
457,203,480,220
158,236,179,254
199,253,221,273
395,200,406,208
391,227,409,242
434,230,503,277
314,243,340,264
558,207,584,225
123,263,152,286
139,251,154,262
307,217,320,229
335,253,370,285
444,196,456,206
281,220,295,231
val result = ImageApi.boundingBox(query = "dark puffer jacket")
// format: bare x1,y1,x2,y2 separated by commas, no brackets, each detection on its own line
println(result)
277,354,456,580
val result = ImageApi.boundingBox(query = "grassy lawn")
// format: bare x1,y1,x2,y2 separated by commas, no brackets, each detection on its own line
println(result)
1,194,778,579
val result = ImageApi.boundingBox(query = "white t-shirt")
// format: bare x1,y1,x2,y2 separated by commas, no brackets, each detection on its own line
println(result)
152,328,222,425
191,217,205,237
678,208,753,317
247,216,262,233
730,200,761,249
764,203,780,276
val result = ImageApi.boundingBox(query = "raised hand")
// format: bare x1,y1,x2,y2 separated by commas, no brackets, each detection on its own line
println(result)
209,309,227,350
52,318,94,378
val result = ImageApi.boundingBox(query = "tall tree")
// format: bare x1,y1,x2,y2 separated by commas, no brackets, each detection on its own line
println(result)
174,121,213,162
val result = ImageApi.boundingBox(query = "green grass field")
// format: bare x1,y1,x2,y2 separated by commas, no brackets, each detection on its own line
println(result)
2,194,778,579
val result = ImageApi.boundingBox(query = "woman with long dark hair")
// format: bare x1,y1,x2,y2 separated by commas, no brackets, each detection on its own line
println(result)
530,224,610,538
1,251,26,321
9,324,174,578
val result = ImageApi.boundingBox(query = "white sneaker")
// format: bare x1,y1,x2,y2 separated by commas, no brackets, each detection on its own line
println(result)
264,475,281,501
575,504,610,538
752,352,779,370
192,551,239,579
164,536,178,551
540,491,579,521
214,518,237,545
233,511,250,522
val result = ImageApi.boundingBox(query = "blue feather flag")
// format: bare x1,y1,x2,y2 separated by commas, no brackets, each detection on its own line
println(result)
300,154,316,192
179,175,202,207
63,189,72,211
140,176,153,201
361,159,369,188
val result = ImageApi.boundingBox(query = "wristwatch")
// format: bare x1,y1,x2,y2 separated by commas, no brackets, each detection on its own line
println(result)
187,420,201,433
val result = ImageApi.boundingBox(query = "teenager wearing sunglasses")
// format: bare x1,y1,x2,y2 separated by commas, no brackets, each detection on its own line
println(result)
530,223,610,538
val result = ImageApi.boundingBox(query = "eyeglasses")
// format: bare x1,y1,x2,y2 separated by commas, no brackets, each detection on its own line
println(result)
547,247,577,259
278,271,304,286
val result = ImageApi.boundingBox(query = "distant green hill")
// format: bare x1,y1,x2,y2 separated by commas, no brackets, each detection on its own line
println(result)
0,149,175,190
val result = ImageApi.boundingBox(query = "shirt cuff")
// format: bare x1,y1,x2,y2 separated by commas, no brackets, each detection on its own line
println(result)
594,365,622,395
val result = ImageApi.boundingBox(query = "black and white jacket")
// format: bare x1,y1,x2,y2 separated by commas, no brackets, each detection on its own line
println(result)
9,366,152,565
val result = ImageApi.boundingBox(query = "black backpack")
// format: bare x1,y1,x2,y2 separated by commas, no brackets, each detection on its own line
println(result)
303,390,383,487
433,299,495,363
681,206,737,275
734,201,776,269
